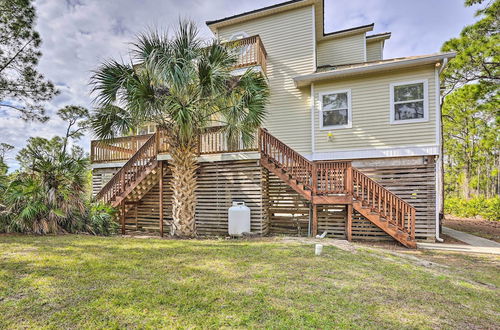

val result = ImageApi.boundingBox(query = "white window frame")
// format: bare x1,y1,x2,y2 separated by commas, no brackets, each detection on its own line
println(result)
229,31,249,41
390,79,429,124
319,89,352,130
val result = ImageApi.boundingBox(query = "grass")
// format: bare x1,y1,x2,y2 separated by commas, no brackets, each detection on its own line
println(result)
0,235,498,329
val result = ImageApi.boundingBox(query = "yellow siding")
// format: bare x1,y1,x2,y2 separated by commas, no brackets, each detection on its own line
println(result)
314,66,437,151
366,41,383,61
217,6,314,153
317,33,365,66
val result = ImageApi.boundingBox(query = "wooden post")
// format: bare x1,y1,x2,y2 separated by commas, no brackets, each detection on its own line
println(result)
159,161,164,237
312,204,318,237
134,204,138,231
346,204,352,241
121,201,125,235
346,162,353,195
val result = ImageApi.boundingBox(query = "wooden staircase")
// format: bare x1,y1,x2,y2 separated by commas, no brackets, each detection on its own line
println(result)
259,129,416,248
94,127,416,247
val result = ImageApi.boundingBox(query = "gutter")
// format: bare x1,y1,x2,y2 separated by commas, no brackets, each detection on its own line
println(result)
293,52,457,87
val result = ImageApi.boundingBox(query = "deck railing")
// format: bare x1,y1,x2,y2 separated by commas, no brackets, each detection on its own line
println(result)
95,133,157,205
352,169,416,240
90,134,152,163
92,127,258,163
259,128,350,196
259,128,415,239
227,35,267,74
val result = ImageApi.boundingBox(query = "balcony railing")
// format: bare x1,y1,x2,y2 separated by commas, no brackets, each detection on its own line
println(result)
227,35,267,74
91,134,153,163
91,127,258,163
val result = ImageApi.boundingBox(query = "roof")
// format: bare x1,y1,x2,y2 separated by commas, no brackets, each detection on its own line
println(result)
206,0,324,39
320,23,374,40
294,52,457,87
206,0,306,26
366,32,391,42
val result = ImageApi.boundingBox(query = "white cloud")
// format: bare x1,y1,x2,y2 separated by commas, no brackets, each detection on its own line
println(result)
0,0,479,170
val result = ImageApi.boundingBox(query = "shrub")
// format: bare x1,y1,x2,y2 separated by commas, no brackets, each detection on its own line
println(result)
445,196,500,221
82,202,119,236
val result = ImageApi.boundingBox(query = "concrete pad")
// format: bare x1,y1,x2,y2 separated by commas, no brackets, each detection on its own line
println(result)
443,226,500,248
417,242,500,255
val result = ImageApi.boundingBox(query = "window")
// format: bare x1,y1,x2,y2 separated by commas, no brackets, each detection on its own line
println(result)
136,124,156,135
319,90,352,129
390,80,428,124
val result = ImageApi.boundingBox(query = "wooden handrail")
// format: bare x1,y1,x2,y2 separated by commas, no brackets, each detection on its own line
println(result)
226,35,267,74
93,127,258,163
352,168,416,239
91,134,152,163
259,128,350,195
156,126,259,156
96,133,157,204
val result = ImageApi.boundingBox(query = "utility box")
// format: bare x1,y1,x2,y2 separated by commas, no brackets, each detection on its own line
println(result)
228,200,251,236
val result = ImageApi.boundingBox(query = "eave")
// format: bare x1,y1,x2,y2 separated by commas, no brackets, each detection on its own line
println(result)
293,52,457,87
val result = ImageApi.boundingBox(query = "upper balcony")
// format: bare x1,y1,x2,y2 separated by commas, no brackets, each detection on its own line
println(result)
90,127,258,164
227,35,267,75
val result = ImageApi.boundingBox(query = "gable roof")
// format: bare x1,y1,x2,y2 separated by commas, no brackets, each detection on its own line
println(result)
206,0,306,26
206,0,325,39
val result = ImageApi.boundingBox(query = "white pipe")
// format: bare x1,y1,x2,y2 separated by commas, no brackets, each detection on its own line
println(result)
434,58,448,243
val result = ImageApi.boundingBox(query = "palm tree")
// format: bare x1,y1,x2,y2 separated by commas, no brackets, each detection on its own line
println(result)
90,21,269,237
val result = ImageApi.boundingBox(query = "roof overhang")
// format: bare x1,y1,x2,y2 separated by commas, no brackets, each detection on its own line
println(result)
366,32,391,42
319,23,374,41
293,52,457,87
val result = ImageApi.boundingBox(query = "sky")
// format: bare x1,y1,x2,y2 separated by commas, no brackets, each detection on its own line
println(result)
0,0,481,169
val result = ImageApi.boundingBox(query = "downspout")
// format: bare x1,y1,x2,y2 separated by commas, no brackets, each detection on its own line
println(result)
308,82,315,236
434,58,448,242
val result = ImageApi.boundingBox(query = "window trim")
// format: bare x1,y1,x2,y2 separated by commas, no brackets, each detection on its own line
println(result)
389,79,429,124
319,89,352,130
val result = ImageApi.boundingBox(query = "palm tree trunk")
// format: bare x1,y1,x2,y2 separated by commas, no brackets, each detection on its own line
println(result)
169,143,198,237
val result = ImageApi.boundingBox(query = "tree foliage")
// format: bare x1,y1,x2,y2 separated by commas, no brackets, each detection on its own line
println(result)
0,0,58,121
0,105,117,235
90,22,270,237
442,0,500,205
441,0,499,93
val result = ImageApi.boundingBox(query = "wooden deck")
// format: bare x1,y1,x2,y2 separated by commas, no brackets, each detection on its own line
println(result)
91,127,258,163
92,128,418,248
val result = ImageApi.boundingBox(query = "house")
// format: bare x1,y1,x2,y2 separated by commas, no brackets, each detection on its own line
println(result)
90,0,455,247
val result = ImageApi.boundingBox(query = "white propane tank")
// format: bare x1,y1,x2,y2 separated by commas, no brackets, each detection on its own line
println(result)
228,200,251,236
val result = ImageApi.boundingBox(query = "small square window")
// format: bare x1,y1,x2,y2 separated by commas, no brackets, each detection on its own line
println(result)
390,81,428,124
320,90,352,129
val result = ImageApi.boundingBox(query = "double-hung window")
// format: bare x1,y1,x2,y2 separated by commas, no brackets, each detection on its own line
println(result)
319,90,352,129
390,80,428,124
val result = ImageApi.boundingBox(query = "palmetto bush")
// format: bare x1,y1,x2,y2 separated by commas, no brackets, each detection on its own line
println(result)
1,151,88,234
0,137,118,235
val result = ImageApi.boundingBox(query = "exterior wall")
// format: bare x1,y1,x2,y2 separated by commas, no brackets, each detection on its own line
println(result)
93,157,436,241
317,33,366,66
92,167,121,196
366,40,383,61
313,65,438,155
268,156,437,241
216,5,315,154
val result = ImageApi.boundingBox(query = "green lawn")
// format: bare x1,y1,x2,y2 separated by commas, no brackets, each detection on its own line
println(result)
0,235,498,329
